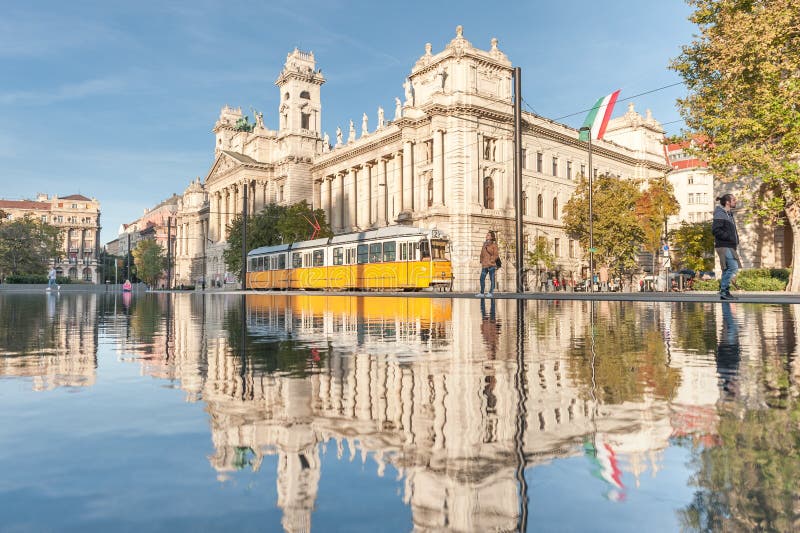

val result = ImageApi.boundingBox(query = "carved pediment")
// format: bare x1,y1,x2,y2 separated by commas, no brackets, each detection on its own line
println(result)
204,153,236,185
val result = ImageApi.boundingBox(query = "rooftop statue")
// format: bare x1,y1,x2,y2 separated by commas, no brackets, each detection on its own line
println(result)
234,116,254,132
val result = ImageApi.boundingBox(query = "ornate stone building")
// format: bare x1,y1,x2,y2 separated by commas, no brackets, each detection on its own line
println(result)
0,193,102,282
173,27,670,290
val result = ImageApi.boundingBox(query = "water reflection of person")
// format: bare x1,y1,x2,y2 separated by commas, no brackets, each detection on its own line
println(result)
480,298,500,359
717,302,741,398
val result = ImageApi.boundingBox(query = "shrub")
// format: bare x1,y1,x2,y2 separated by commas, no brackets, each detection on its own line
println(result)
691,268,788,292
692,279,719,291
5,274,48,284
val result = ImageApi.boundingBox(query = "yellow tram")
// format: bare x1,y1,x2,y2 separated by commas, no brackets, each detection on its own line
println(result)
246,227,452,291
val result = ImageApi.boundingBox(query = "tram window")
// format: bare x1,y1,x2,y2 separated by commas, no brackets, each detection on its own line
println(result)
271,256,278,270
369,243,382,263
431,240,448,260
259,257,266,271
383,241,396,262
346,247,356,264
278,254,286,269
303,253,311,267
357,244,368,264
420,241,431,259
313,249,324,267
249,258,257,271
333,247,343,265
400,243,408,261
293,253,302,268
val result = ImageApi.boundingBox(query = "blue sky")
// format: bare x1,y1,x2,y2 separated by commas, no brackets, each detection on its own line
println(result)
0,0,696,246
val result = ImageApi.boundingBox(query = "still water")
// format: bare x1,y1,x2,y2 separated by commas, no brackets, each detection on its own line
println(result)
0,292,798,532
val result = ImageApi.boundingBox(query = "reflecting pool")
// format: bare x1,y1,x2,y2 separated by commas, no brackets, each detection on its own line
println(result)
1,293,799,532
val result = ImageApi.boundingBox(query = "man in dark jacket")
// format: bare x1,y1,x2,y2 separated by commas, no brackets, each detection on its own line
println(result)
712,194,740,300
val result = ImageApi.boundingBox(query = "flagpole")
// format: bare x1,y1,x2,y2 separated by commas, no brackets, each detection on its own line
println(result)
579,126,594,293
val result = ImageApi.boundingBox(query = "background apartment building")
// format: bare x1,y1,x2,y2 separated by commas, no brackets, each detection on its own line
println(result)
0,193,102,282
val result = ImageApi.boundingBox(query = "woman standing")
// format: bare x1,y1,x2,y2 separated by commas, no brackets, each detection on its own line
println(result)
477,231,500,298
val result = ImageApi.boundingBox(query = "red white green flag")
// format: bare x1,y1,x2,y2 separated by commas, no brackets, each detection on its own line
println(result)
579,90,621,141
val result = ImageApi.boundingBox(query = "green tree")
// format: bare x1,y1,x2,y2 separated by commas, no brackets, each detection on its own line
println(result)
224,201,331,279
563,174,645,273
671,0,800,290
670,221,715,271
635,178,680,274
0,215,62,278
132,239,165,287
526,236,555,287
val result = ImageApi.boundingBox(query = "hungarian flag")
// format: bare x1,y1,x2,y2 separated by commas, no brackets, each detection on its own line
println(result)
579,90,621,141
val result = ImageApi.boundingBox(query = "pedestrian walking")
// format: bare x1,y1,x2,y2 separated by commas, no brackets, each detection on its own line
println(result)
712,194,740,300
47,267,57,291
476,231,499,298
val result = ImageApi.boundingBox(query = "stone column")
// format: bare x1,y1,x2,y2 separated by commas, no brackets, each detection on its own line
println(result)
376,157,387,226
321,177,331,228
337,171,346,232
262,181,268,210
365,163,374,226
314,178,322,211
394,152,403,219
433,129,444,206
403,141,413,211
224,188,231,240
215,192,222,242
348,166,358,230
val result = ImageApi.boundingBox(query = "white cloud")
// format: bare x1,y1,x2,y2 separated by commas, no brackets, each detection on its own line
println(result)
0,77,128,106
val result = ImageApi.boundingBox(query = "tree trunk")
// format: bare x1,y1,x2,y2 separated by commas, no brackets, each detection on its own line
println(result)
786,202,800,292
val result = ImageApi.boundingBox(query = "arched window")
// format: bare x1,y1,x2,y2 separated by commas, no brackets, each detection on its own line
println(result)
483,177,495,209
521,191,528,216
553,197,559,219
537,194,543,217
427,178,434,207
284,92,290,101
300,90,310,99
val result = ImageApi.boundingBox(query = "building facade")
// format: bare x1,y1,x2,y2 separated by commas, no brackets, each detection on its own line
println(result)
173,27,671,291
0,193,102,282
665,139,715,229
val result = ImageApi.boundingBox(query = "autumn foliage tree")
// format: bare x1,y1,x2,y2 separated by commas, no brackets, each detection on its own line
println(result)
132,239,166,287
635,178,680,274
563,174,645,274
670,221,715,271
671,0,800,290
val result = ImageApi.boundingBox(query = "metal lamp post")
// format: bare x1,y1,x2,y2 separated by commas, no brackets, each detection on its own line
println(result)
579,126,594,293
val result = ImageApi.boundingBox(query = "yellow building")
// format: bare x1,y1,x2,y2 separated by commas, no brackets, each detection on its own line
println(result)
0,193,102,282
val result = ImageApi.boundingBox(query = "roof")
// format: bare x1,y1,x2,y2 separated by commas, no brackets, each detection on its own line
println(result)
248,243,291,256
330,226,434,245
60,194,92,201
290,237,331,250
0,199,51,210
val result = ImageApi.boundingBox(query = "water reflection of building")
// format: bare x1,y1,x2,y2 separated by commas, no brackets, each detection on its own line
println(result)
163,296,703,531
120,294,785,531
0,294,98,390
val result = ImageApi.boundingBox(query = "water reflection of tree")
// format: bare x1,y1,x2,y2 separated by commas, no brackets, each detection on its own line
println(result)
0,295,58,355
567,303,681,404
680,400,800,532
128,294,166,349
671,302,718,356
224,302,326,378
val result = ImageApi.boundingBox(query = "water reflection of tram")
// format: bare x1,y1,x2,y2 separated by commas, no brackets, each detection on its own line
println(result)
246,227,453,291
246,294,452,346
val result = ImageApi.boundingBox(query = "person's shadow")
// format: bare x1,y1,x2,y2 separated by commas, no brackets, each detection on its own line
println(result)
480,298,500,359
717,302,741,398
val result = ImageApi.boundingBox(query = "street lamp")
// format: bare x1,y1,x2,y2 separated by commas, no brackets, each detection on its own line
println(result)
579,126,594,293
